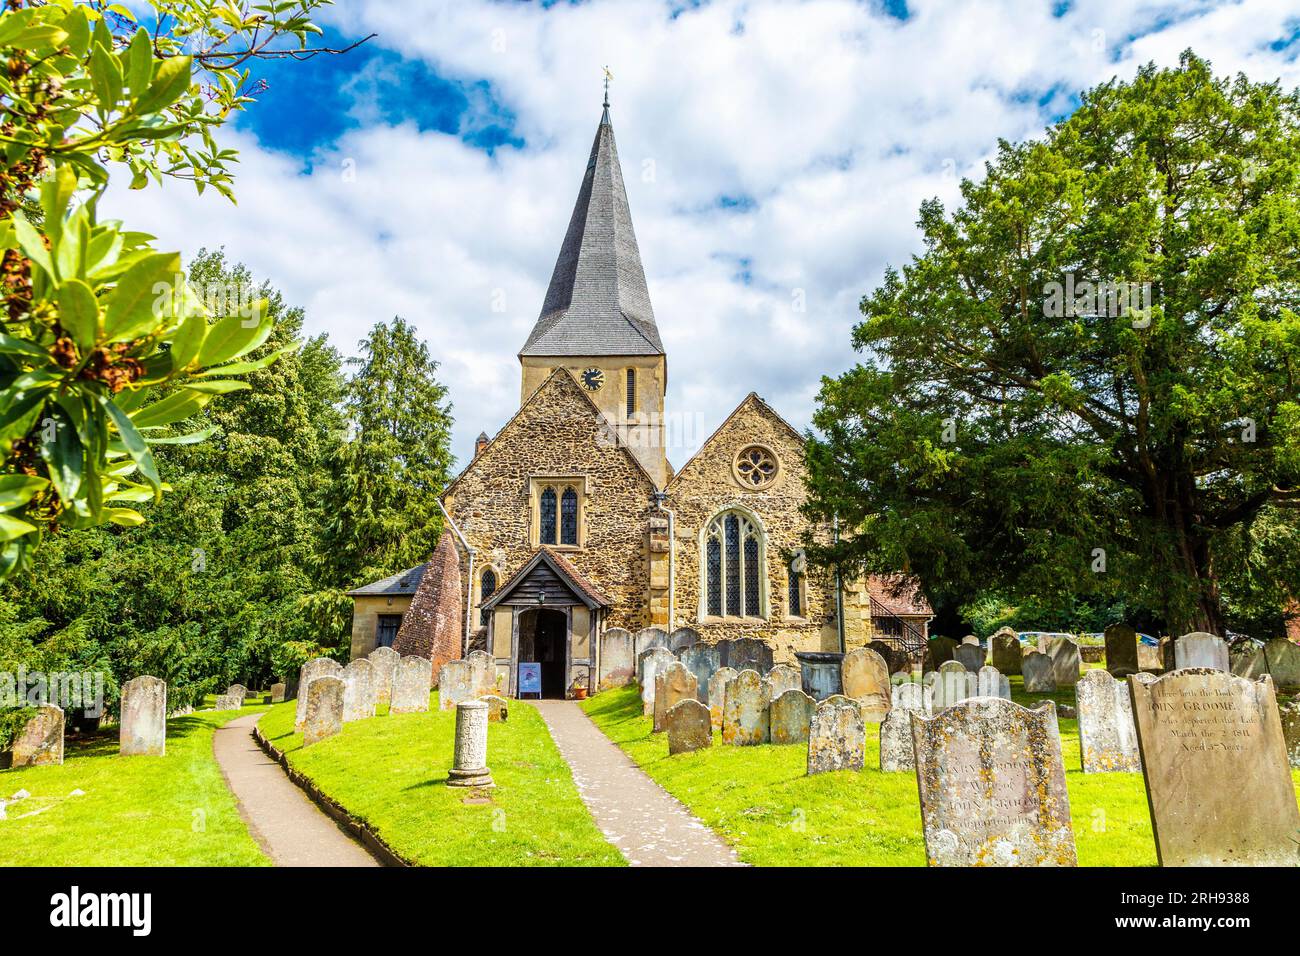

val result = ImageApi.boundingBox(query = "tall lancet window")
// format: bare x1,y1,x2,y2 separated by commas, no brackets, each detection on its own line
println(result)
560,488,579,546
702,510,766,619
480,568,497,626
539,487,557,545
625,368,637,417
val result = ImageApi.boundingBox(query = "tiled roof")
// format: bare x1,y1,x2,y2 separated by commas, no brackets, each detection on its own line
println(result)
867,574,933,618
520,107,664,357
345,563,427,597
482,547,613,610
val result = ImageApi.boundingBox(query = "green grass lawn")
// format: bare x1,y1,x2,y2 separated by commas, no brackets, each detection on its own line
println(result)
581,677,1300,867
257,694,624,866
0,704,269,866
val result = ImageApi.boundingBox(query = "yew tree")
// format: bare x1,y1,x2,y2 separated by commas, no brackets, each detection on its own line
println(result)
804,53,1300,636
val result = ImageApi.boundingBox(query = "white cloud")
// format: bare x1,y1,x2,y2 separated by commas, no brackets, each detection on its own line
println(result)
103,0,1300,471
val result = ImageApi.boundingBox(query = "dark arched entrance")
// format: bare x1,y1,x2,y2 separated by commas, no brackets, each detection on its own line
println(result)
519,607,568,699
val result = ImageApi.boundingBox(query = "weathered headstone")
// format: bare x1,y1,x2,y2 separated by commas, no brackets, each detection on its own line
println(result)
1137,641,1164,673
1130,669,1300,865
842,646,892,721
1280,700,1300,770
342,658,376,722
1022,652,1056,693
976,665,1011,700
598,627,636,690
446,699,494,788
991,629,1022,674
480,694,509,723
639,647,676,717
11,704,64,766
668,626,700,654
680,643,720,704
926,636,959,670
722,669,769,745
1229,639,1265,679
303,676,344,747
120,675,167,756
912,698,1076,866
653,661,699,733
765,663,803,700
1103,623,1140,678
1173,631,1228,671
466,649,497,697
953,643,985,673
666,699,712,755
807,695,865,775
932,667,977,710
225,683,248,704
770,688,816,745
1075,669,1139,773
708,667,737,731
1261,637,1300,692
437,659,474,711
879,682,930,772
295,657,341,733
270,682,287,704
214,693,241,710
726,638,774,674
368,645,400,707
391,656,432,714
633,626,670,660
1044,635,1081,687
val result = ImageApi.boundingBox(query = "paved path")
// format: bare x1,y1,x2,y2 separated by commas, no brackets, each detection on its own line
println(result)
212,713,379,867
531,700,741,867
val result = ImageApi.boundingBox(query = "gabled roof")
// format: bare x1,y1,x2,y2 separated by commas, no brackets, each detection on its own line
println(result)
666,391,805,491
867,574,933,618
521,106,664,358
345,562,427,597
481,547,613,611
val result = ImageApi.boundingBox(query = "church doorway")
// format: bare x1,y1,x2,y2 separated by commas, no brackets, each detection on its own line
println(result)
521,607,569,699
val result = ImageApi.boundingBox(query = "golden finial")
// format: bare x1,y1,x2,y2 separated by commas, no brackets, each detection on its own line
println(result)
602,65,612,108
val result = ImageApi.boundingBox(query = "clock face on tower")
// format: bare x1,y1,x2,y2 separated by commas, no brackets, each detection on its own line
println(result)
581,368,605,391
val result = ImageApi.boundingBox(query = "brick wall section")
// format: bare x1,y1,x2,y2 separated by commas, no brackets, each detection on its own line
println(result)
393,533,463,680
445,369,659,632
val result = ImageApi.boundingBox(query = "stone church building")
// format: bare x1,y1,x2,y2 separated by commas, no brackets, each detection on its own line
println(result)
347,103,931,697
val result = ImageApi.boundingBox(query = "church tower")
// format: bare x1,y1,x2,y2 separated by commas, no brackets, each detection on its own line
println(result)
520,99,668,487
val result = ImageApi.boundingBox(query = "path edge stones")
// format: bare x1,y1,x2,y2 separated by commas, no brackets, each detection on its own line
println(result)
250,721,408,868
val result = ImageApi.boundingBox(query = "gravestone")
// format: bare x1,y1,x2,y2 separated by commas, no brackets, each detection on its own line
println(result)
120,675,167,756
446,700,494,788
438,659,474,711
466,649,497,697
270,683,287,704
991,630,1022,674
1130,669,1300,865
597,627,635,690
953,643,984,673
880,682,929,772
722,669,769,746
765,663,803,700
961,635,979,645
368,646,400,707
680,643,720,705
669,626,700,654
933,667,977,710
1075,669,1139,773
977,665,1011,700
303,676,344,747
1262,637,1300,692
391,656,433,714
708,667,737,731
1173,631,1228,671
666,699,712,755
727,638,774,674
1104,623,1140,678
770,688,816,745
807,695,865,774
341,658,376,722
653,661,699,734
1044,636,1080,687
1280,701,1300,770
214,694,241,710
639,647,676,717
1022,652,1056,693
633,626,670,660
11,704,64,767
1158,635,1177,671
912,698,1076,866
480,694,509,723
225,684,247,704
842,647,892,721
926,636,959,670
1137,641,1164,673
1229,639,1265,679
295,657,342,733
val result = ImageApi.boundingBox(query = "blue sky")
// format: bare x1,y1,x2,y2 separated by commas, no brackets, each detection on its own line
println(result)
108,0,1300,469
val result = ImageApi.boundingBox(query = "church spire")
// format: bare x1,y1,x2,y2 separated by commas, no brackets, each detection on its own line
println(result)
520,97,663,358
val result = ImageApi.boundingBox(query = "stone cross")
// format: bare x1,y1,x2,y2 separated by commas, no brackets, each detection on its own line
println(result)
447,700,494,788
807,695,865,775
303,676,344,747
120,675,167,756
770,688,815,745
666,699,712,755
1075,668,1141,773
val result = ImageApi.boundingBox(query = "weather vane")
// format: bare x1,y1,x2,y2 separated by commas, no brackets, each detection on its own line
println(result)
602,65,612,108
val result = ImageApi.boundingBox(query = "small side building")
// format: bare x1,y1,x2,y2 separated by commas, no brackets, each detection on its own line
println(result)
345,563,426,659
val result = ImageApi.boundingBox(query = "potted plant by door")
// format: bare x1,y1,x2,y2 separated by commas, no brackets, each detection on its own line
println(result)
571,676,588,700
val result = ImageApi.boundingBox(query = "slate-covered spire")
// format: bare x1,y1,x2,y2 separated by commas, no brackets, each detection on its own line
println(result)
520,105,664,357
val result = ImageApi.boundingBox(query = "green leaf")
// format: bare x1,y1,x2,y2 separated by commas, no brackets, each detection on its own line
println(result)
0,8,38,45
141,425,217,446
127,390,210,430
192,341,298,377
167,309,206,372
40,165,78,239
12,213,55,279
105,507,145,527
0,514,37,542
0,475,49,510
37,407,83,503
89,42,124,112
125,27,152,97
102,252,180,342
56,279,99,349
62,6,90,59
0,333,49,359
103,398,160,495
134,55,192,116
182,380,249,395
196,310,273,368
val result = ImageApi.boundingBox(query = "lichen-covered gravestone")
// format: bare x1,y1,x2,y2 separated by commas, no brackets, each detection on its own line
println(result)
1173,631,1229,671
653,661,699,733
708,667,737,731
880,682,929,772
598,627,635,690
680,643,720,704
480,694,509,723
11,704,64,766
722,669,769,745
912,697,1076,866
990,630,1022,674
120,675,167,756
438,659,474,711
368,645,400,707
303,676,344,747
225,684,247,705
1104,623,1140,678
1280,700,1300,770
1044,636,1080,687
953,643,985,673
770,688,816,745
1130,669,1300,865
270,683,287,704
1022,652,1056,693
807,695,865,775
214,693,241,710
765,663,803,700
639,647,676,717
842,647,892,721
666,699,712,755
976,665,1010,700
391,656,432,714
446,700,494,788
466,649,497,697
1075,669,1140,773
295,657,342,733
342,658,376,722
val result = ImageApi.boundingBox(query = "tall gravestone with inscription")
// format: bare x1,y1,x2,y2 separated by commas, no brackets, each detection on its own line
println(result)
598,627,635,690
807,695,865,775
120,675,167,756
1076,669,1141,773
295,657,342,733
653,661,699,734
722,669,769,746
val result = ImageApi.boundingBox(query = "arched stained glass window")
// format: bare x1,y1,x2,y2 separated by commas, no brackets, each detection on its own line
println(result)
480,569,497,626
560,488,579,545
706,536,722,616
788,560,802,617
703,510,766,619
540,487,557,545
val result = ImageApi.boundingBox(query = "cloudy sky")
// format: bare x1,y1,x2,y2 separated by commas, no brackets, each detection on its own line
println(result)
106,0,1300,470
